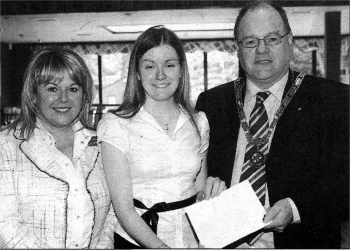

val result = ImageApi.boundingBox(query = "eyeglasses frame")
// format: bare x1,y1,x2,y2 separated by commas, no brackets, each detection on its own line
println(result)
236,32,290,48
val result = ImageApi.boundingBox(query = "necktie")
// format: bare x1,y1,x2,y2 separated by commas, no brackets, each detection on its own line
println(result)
240,91,270,205
239,91,270,246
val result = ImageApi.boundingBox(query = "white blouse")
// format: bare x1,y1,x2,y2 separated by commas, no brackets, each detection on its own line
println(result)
97,106,209,248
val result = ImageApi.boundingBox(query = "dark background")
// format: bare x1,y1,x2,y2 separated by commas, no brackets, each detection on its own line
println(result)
2,0,349,15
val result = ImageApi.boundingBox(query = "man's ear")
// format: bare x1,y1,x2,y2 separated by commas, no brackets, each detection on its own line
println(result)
233,40,239,51
234,40,241,58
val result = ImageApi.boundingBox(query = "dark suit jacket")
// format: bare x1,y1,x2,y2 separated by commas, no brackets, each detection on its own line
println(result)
196,70,349,249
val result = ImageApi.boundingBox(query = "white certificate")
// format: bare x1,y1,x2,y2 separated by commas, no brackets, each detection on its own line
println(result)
185,180,269,248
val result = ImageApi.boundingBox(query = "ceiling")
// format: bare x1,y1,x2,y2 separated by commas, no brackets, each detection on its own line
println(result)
1,1,349,44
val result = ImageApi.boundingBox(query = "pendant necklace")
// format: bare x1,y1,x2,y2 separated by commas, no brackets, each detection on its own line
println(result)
158,110,179,132
144,106,179,133
164,124,169,131
234,72,305,168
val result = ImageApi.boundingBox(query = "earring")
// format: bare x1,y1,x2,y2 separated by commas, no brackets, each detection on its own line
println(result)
137,74,141,81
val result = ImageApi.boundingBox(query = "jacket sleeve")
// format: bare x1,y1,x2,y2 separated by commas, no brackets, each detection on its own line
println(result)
195,91,206,112
0,138,49,249
94,205,117,249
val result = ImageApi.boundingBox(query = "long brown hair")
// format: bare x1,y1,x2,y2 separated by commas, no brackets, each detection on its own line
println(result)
116,25,200,136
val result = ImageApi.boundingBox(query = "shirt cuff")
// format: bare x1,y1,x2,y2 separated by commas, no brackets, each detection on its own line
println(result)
286,198,301,224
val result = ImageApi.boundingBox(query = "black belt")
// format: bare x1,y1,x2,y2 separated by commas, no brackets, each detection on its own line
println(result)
134,195,196,234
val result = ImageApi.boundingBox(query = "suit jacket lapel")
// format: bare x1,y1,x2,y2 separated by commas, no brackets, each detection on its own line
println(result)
269,71,312,159
82,144,99,180
19,126,98,183
229,82,242,136
223,80,243,186
20,138,68,182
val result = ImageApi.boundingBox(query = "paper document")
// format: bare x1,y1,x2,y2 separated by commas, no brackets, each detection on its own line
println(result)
185,180,269,248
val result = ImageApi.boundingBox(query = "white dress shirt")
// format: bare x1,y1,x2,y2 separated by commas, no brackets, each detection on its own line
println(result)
230,72,300,248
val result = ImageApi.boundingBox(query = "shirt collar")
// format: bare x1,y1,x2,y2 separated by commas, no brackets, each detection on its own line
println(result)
246,71,289,102
138,105,190,133
35,119,90,143
138,105,189,120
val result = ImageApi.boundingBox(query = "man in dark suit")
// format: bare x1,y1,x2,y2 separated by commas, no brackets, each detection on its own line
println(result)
196,1,349,248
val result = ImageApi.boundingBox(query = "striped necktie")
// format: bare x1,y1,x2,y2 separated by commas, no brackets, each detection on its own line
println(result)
240,91,270,206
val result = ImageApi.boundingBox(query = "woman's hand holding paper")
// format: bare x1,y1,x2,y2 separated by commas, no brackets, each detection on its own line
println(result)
199,176,226,201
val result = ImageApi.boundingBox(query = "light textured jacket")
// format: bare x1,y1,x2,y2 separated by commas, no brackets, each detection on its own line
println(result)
0,123,116,249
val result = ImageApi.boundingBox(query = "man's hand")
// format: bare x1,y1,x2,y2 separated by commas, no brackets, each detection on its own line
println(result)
263,198,293,232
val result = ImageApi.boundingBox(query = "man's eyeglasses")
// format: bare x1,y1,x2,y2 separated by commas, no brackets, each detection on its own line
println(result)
237,32,289,48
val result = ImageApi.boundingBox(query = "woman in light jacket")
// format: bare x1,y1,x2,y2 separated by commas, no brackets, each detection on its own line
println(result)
0,47,116,248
